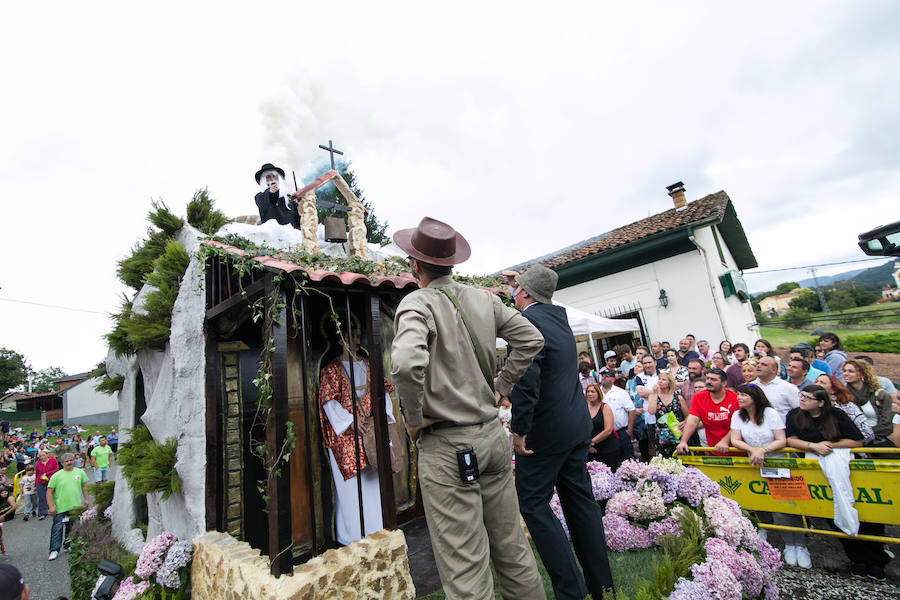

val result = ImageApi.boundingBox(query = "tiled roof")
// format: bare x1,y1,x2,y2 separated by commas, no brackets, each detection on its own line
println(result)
533,191,731,270
204,241,420,290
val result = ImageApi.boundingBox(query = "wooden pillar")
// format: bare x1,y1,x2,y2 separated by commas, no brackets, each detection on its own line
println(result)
204,306,220,533
366,293,397,529
266,276,294,576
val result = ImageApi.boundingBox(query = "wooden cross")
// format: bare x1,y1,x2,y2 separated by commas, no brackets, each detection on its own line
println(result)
318,139,344,170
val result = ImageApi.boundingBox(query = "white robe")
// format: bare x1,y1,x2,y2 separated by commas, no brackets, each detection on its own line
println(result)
322,360,396,545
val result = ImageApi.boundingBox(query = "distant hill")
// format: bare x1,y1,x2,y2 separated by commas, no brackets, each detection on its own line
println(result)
851,259,899,287
796,268,867,288
752,259,897,298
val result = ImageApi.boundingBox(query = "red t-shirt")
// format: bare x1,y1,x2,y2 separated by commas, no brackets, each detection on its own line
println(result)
688,389,739,449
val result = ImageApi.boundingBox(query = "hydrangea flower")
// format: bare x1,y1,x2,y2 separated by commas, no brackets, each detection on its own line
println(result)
103,504,114,520
756,538,782,575
702,497,746,546
690,559,742,600
79,505,99,523
602,512,652,551
649,455,685,475
156,540,194,588
675,468,721,506
669,577,713,600
111,576,151,600
763,579,780,600
134,531,177,579
549,494,570,539
615,459,650,483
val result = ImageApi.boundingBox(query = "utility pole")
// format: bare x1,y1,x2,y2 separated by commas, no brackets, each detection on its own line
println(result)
809,266,830,316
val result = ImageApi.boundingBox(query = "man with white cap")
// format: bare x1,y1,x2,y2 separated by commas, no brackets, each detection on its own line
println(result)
391,217,547,600
509,264,616,599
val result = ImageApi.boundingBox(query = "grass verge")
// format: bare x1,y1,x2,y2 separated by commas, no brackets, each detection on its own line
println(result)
417,542,659,599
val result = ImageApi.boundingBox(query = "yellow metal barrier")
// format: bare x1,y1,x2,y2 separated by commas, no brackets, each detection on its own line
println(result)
681,446,900,542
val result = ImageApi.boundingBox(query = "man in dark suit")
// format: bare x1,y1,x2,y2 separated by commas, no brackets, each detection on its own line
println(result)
508,264,615,600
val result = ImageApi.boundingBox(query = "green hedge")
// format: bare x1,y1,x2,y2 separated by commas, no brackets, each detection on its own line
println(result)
117,425,181,499
809,330,900,354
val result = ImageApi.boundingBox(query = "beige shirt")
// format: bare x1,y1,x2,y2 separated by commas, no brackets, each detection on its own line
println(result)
391,276,544,427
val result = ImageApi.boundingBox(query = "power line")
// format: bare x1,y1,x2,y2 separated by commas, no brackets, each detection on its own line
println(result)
0,297,110,316
742,257,892,275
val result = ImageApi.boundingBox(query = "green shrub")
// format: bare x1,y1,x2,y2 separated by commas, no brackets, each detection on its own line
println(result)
105,299,137,357
90,480,115,511
118,425,181,499
843,331,900,354
95,374,125,394
117,229,172,290
68,516,138,600
148,200,185,236
186,187,230,235
781,307,811,328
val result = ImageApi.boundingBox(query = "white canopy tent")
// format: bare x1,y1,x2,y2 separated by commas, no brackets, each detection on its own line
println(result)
496,302,641,368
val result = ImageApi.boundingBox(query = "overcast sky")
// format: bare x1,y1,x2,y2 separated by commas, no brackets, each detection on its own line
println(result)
1,1,897,375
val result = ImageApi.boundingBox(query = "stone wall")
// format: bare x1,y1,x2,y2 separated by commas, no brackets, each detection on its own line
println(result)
192,529,416,600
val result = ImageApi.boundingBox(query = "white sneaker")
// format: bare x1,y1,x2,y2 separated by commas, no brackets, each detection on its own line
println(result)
48,551,58,561
783,545,797,566
758,528,768,542
795,546,811,569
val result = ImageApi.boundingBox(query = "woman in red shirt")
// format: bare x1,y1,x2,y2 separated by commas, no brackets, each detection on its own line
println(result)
34,450,58,519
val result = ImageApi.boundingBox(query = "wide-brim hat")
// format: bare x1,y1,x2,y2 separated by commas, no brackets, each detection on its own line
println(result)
393,217,471,266
514,264,558,305
255,163,286,184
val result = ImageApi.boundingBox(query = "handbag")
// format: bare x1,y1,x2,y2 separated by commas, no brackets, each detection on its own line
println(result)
342,363,403,474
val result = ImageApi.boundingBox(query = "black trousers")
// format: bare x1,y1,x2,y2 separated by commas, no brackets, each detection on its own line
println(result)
516,442,616,600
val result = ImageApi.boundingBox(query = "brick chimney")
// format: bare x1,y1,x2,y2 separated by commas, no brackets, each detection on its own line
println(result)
666,181,686,210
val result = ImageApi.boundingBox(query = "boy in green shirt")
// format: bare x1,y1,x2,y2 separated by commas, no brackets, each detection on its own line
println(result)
91,435,113,483
46,453,88,560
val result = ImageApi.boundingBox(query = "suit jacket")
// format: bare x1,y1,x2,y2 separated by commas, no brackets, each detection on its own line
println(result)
510,303,592,454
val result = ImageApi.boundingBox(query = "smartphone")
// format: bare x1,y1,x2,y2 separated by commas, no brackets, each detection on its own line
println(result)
456,448,479,483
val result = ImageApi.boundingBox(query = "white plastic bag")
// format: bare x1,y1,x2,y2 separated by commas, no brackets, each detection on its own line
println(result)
811,448,859,536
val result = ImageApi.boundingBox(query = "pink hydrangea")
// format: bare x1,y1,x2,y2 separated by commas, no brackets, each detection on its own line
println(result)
602,512,652,551
615,459,650,484
111,576,151,600
764,579,779,600
79,505,99,523
134,531,177,579
756,538,782,575
702,497,746,546
690,559,742,600
549,494,570,539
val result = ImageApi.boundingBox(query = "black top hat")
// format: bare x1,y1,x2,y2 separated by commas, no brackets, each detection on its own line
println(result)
254,163,286,184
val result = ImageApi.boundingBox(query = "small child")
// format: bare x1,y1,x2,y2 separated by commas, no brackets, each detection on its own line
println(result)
19,465,37,520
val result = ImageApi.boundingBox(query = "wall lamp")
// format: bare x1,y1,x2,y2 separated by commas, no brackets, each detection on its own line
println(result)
658,289,669,308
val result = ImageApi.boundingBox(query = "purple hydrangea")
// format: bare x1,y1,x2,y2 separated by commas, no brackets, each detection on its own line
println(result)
602,512,652,551
615,459,650,483
764,579,780,600
549,494,570,539
756,538,782,575
669,577,713,600
675,468,721,507
156,540,194,588
134,531,177,579
103,504,114,520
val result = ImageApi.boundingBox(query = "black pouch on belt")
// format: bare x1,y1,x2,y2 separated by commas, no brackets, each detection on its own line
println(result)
456,447,479,483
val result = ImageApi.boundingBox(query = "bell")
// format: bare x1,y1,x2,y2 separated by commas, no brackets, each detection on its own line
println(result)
324,215,348,243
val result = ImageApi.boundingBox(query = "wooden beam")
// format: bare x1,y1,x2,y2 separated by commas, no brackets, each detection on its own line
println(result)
266,276,294,576
366,293,397,529
204,314,220,532
206,277,267,321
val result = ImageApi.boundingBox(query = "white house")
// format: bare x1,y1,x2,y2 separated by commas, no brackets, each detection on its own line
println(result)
504,184,760,350
59,373,119,425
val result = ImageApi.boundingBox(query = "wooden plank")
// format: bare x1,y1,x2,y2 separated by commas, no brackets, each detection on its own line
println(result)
286,313,312,548
266,277,294,576
367,293,397,529
204,314,220,532
206,277,267,321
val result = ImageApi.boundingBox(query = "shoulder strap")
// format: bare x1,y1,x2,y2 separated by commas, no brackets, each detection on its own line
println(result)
437,286,495,393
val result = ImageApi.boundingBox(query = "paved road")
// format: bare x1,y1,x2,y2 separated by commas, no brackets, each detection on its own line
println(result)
1,511,72,599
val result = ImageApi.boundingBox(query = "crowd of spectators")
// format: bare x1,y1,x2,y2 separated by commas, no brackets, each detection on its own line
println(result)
578,330,900,579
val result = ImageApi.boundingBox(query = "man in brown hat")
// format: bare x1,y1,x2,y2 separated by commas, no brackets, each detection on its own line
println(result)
391,217,547,600
508,264,615,599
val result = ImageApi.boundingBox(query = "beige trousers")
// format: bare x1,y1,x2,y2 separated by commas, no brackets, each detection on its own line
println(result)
417,420,546,600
